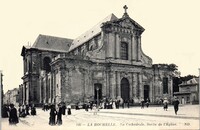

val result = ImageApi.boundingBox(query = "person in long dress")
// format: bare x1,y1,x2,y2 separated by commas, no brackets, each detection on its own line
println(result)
19,105,26,117
141,99,145,109
8,104,19,125
67,104,71,115
61,104,66,115
163,98,169,111
49,105,57,126
56,104,62,125
31,104,36,116
2,104,9,118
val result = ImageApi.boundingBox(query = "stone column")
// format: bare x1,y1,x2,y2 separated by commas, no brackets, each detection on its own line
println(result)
137,36,142,61
42,78,47,103
131,35,137,61
23,84,26,105
139,74,143,98
26,83,29,104
52,72,55,103
128,39,131,61
67,68,73,102
106,33,115,59
39,78,42,103
109,71,116,99
49,75,52,103
115,34,120,59
83,71,88,100
151,81,155,103
149,83,153,102
132,73,137,97
103,71,107,97
116,72,121,97
160,77,163,96
105,71,110,97
129,73,133,99
169,76,173,98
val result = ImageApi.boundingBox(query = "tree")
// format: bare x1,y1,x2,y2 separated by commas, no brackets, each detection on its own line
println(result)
169,63,178,71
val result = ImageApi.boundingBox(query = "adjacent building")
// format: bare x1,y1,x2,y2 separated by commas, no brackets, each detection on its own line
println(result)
4,88,19,106
174,77,199,104
21,6,176,105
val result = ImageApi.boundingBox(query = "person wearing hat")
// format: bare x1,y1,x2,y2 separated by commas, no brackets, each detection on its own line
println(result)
8,104,19,125
67,103,72,115
56,104,62,125
173,97,180,115
49,104,57,126
163,98,169,111
31,104,36,116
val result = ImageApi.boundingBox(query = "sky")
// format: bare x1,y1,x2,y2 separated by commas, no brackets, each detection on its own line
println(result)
0,0,200,92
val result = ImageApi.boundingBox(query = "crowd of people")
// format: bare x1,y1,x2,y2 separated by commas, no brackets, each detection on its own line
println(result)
2,96,180,126
47,103,72,126
2,103,37,125
80,98,132,111
159,96,180,114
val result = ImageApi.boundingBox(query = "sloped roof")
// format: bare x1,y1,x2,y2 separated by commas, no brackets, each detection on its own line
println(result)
32,34,73,52
179,78,199,86
69,13,118,51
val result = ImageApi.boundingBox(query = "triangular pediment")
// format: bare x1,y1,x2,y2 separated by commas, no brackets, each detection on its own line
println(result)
102,16,145,33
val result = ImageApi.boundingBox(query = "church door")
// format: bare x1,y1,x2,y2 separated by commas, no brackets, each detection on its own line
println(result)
121,78,130,101
94,83,102,101
144,85,150,102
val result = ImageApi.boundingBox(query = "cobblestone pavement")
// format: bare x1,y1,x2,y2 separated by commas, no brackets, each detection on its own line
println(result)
1,104,199,130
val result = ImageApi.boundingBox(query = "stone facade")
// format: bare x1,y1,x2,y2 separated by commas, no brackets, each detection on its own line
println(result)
3,88,19,106
174,78,199,104
21,7,175,105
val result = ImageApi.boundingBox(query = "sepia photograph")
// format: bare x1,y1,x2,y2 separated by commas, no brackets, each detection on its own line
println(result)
0,0,200,130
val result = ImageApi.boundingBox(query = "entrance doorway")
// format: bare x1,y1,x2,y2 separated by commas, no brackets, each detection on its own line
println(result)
121,78,130,101
94,83,102,101
144,85,150,102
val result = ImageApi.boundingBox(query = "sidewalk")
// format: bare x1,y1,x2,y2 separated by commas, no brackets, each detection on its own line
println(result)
95,104,199,120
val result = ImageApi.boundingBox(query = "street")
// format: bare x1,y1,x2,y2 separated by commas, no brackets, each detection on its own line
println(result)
1,105,199,130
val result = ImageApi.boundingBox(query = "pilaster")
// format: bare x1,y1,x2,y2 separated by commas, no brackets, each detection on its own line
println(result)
139,73,143,98
138,36,142,61
131,35,137,61
116,34,120,59
109,71,116,98
116,71,121,97
106,33,115,59
105,71,110,97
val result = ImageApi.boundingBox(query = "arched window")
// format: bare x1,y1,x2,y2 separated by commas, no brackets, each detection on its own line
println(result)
120,42,128,60
43,57,51,72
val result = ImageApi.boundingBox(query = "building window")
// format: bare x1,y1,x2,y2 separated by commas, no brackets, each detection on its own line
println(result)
163,77,168,94
120,42,128,60
43,57,51,72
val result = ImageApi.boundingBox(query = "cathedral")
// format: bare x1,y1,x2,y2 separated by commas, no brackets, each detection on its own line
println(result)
21,6,175,105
